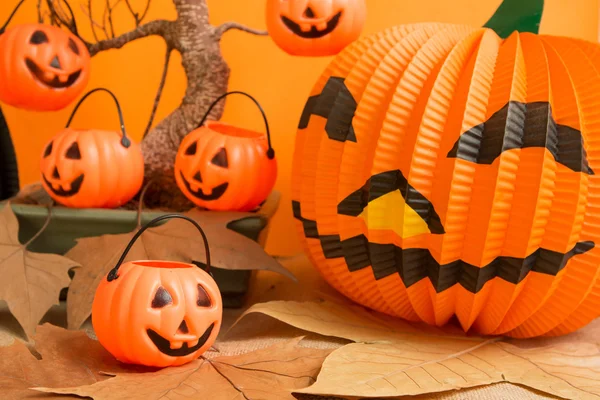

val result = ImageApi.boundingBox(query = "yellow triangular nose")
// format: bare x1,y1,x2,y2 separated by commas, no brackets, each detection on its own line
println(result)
358,190,431,238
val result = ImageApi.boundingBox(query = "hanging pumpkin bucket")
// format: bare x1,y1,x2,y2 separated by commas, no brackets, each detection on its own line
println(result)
175,91,277,212
92,214,223,368
0,0,91,111
266,0,367,57
40,88,144,209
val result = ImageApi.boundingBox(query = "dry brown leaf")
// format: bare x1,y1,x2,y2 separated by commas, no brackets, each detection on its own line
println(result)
237,300,600,400
238,300,468,343
0,205,77,338
66,208,294,330
36,337,332,400
0,324,145,399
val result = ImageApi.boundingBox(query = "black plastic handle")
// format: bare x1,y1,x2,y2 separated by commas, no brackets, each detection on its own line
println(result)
66,88,131,148
198,91,275,160
1,0,80,35
107,214,212,282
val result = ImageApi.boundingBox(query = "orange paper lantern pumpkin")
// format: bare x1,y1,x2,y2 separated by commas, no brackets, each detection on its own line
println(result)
0,1,90,111
40,88,144,208
175,91,277,212
266,0,366,57
292,23,600,338
93,214,222,367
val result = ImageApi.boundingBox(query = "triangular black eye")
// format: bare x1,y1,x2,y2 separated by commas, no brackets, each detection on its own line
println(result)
65,142,81,159
152,287,173,308
43,142,53,157
68,38,80,55
197,284,211,307
185,142,197,155
211,148,228,168
30,30,49,44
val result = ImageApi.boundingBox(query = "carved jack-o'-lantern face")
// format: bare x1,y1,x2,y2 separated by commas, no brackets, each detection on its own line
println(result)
175,121,277,212
179,143,231,202
93,261,223,367
266,0,366,56
0,24,90,111
292,24,600,339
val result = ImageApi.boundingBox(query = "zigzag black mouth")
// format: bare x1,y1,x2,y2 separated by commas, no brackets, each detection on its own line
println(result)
25,58,82,89
180,171,228,201
43,174,84,197
147,323,215,357
293,200,595,294
281,12,342,39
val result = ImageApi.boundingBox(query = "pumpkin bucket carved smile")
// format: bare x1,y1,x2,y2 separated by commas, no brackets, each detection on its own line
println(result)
179,171,229,201
25,58,82,89
147,323,215,357
281,10,342,39
42,173,84,197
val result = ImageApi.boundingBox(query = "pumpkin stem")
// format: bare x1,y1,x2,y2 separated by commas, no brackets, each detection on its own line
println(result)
0,0,27,34
65,88,131,149
198,91,276,160
484,0,544,38
107,214,212,282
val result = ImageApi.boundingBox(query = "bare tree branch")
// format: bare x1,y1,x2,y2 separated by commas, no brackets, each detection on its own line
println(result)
46,0,74,32
143,47,173,138
124,0,140,25
37,0,43,22
88,19,171,56
80,1,101,42
103,0,113,38
214,22,268,39
137,0,151,25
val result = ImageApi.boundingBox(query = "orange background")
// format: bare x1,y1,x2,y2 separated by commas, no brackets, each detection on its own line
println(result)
1,0,598,256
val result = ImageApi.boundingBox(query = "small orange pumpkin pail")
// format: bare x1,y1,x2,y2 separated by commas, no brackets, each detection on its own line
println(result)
175,91,277,212
92,214,223,368
40,88,144,209
0,0,90,111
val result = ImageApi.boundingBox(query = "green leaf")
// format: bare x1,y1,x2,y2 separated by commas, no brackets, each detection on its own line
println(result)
484,0,544,38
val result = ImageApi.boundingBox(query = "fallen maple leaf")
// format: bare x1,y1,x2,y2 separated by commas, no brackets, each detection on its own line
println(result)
66,208,295,330
237,300,600,400
0,324,146,399
36,337,332,400
0,204,77,338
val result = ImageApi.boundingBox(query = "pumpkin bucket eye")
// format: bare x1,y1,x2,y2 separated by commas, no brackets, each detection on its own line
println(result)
151,286,173,308
65,142,81,159
197,284,211,307
43,142,53,157
185,142,197,156
210,148,228,168
68,38,80,55
30,30,49,45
